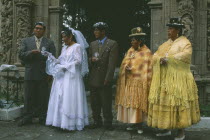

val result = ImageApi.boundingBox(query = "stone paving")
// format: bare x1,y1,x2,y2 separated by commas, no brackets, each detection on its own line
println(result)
0,120,210,140
1,94,210,140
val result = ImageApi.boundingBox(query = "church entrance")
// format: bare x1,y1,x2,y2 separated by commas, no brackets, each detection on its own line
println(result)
63,0,151,59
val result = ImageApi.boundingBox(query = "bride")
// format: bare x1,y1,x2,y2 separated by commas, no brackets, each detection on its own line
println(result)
42,28,89,131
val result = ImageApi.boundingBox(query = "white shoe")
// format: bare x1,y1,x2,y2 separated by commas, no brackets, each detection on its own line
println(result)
137,129,143,134
174,135,185,140
156,131,171,136
126,127,134,131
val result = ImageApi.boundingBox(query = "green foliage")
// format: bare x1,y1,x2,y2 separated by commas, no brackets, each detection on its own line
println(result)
200,104,210,117
0,86,7,99
0,84,24,108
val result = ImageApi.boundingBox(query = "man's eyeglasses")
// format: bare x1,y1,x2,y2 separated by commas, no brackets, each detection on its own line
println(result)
34,27,44,30
34,22,46,30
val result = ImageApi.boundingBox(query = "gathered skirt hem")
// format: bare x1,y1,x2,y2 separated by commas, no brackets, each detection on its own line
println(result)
147,100,200,129
46,116,89,131
117,105,147,124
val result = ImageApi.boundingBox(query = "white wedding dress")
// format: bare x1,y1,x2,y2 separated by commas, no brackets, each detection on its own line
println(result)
45,43,89,131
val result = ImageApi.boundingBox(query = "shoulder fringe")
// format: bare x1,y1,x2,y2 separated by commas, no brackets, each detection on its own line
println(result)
148,57,198,107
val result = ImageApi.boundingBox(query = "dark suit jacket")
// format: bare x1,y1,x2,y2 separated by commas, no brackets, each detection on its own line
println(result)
19,36,56,80
89,38,119,87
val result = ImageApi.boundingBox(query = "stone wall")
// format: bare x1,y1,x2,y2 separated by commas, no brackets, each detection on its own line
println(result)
207,0,210,71
0,1,2,53
0,0,14,64
32,0,63,57
48,0,63,56
0,0,63,102
0,0,63,65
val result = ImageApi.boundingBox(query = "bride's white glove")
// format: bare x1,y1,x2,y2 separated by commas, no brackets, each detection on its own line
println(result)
41,50,51,57
60,66,67,72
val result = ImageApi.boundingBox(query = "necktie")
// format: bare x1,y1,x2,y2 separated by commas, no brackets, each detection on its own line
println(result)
36,39,41,50
99,41,102,54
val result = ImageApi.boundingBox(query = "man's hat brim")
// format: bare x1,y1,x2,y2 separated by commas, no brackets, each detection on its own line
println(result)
129,33,146,37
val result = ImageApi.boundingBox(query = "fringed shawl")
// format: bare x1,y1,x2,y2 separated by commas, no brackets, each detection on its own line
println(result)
148,36,198,107
115,45,152,112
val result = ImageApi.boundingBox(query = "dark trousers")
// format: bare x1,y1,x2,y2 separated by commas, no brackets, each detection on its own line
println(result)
23,80,49,120
90,85,113,126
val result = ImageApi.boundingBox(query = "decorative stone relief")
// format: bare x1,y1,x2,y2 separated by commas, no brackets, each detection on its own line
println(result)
0,0,13,64
181,14,194,42
0,0,33,65
177,0,194,15
177,0,194,43
207,9,210,68
14,0,33,65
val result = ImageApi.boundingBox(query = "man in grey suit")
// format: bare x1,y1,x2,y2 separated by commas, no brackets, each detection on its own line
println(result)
88,22,119,130
18,22,56,126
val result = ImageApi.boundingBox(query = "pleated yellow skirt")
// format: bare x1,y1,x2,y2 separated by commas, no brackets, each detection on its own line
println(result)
147,100,200,129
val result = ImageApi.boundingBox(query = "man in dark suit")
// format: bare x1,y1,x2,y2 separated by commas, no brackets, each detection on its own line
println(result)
18,22,56,126
88,22,119,130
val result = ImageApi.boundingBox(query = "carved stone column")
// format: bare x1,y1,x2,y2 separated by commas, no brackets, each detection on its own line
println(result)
207,0,210,69
0,1,2,55
177,0,198,76
177,0,195,43
14,0,33,66
148,0,163,52
49,0,63,57
0,0,13,64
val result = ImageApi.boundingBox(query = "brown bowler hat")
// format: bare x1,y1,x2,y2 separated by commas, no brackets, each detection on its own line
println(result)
129,27,146,37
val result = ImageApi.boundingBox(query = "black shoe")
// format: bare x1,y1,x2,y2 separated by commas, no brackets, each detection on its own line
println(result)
39,118,46,125
18,117,32,127
104,125,114,131
88,122,103,129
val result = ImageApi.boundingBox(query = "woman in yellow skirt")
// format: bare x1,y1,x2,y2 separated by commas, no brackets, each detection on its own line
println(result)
147,18,200,140
115,27,152,134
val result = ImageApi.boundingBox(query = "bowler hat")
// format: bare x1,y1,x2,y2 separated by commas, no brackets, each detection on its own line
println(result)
129,27,146,37
166,18,185,28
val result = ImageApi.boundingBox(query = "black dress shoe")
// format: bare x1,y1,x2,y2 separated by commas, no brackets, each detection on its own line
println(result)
87,122,103,129
18,118,32,126
39,118,46,125
104,125,114,131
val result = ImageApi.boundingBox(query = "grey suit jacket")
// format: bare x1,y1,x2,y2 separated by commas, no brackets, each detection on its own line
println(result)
19,36,56,80
88,38,119,87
